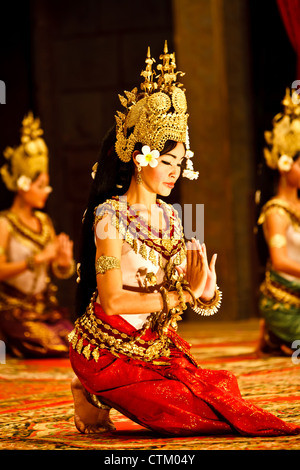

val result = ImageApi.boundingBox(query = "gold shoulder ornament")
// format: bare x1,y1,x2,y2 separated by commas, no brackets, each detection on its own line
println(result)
258,198,300,228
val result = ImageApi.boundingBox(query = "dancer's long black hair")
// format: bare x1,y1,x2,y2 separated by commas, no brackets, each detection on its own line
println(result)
255,159,279,268
75,125,132,317
75,125,181,318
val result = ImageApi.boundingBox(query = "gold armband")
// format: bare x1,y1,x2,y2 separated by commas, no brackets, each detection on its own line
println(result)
268,234,286,248
0,246,6,256
95,255,120,275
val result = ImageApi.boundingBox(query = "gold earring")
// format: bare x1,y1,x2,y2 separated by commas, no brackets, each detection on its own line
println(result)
136,165,143,184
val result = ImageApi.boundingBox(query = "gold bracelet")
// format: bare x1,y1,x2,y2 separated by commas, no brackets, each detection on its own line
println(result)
175,280,187,311
52,259,75,279
192,286,222,316
159,286,170,314
95,255,120,275
197,290,218,307
183,286,196,307
26,255,36,271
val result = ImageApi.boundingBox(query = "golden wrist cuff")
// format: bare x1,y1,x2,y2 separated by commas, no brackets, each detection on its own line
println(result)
192,286,222,316
26,255,36,271
52,259,75,279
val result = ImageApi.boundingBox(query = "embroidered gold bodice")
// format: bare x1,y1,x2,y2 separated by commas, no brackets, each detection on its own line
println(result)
93,196,187,328
0,209,53,297
94,196,186,267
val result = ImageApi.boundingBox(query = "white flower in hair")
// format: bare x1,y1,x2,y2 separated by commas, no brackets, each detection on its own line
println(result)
136,146,160,167
278,154,293,172
17,175,32,191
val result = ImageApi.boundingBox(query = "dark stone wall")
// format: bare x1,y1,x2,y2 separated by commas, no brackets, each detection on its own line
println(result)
0,0,296,322
0,1,174,318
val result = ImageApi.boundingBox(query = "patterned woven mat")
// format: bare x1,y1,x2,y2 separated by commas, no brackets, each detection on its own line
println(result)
0,319,299,450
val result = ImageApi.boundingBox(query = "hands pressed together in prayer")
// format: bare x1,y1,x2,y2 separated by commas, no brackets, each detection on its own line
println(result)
35,233,74,268
177,238,217,301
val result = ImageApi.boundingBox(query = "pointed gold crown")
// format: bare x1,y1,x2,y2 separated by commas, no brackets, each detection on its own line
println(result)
264,87,300,169
115,41,189,163
1,112,49,191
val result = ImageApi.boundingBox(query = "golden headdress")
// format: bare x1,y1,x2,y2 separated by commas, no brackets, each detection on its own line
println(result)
1,111,49,191
264,88,300,170
114,41,198,179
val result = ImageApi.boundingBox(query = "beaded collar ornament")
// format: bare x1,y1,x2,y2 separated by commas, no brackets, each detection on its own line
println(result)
1,112,49,192
114,41,198,180
264,88,300,171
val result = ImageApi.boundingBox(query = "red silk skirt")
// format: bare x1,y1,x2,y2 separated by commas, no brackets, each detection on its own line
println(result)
69,303,300,436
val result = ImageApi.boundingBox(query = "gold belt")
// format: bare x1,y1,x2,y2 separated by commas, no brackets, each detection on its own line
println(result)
260,271,300,307
69,298,171,364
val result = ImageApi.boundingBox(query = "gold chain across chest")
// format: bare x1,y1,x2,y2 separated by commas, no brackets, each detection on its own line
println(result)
93,196,186,267
1,210,52,250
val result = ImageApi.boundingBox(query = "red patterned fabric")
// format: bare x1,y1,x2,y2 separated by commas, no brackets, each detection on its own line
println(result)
69,304,300,436
277,0,300,78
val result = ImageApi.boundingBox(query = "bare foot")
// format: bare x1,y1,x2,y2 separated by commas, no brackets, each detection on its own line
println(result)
71,376,116,434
